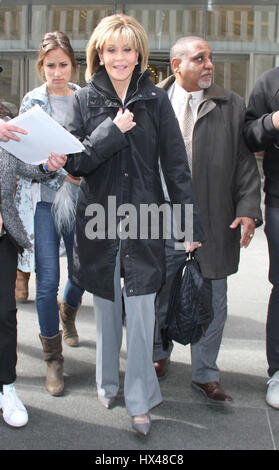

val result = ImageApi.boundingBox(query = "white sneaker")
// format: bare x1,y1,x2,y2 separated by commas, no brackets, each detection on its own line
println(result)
0,383,28,427
266,371,279,409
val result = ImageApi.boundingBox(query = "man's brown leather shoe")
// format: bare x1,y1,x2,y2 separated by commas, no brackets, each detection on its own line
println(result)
154,358,169,380
191,381,233,403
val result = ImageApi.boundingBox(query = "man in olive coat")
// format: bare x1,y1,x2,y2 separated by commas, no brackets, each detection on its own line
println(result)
153,36,262,402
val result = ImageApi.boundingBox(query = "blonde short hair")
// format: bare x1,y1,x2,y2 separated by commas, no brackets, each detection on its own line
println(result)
85,14,149,82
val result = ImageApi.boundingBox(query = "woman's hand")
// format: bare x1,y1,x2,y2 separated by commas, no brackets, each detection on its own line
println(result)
113,108,136,133
183,241,202,253
0,120,28,142
44,152,67,171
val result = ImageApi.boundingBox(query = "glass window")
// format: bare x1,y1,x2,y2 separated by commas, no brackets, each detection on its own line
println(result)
76,60,87,88
30,4,115,49
214,57,248,98
254,54,275,82
0,57,22,115
0,5,27,49
147,59,170,84
206,5,276,42
28,58,41,94
122,4,204,50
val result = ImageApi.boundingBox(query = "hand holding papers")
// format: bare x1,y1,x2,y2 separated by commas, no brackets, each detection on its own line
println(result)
45,152,68,172
0,104,85,164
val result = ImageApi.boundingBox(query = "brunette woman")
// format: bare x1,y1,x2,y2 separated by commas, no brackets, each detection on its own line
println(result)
15,31,84,397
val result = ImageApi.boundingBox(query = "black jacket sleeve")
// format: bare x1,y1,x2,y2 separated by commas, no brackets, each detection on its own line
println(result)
243,71,279,152
234,100,263,226
64,92,129,176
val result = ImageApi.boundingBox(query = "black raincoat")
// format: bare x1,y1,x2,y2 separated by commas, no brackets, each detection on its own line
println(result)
64,66,205,300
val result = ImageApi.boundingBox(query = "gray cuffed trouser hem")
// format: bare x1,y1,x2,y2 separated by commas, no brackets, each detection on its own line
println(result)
94,247,162,417
126,397,162,417
191,278,228,384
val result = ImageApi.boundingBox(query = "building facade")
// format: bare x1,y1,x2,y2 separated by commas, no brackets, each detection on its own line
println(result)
0,0,279,115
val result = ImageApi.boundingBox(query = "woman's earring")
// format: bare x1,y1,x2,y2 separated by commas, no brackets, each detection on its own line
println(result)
99,61,104,66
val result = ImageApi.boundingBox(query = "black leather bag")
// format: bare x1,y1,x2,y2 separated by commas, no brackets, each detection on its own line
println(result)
161,252,214,349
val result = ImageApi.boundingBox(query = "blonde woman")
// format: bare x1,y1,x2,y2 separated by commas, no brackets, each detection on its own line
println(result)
64,14,204,435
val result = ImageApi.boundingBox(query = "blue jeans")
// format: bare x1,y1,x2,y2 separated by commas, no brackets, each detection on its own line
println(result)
34,202,84,338
264,205,279,376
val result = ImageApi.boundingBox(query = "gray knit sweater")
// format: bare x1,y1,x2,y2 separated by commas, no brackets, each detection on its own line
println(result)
0,148,50,250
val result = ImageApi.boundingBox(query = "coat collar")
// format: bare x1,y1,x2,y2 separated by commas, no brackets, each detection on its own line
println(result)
89,65,153,104
157,75,228,103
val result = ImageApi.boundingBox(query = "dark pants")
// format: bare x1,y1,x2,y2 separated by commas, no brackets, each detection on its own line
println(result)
264,205,279,376
153,236,227,383
0,234,18,388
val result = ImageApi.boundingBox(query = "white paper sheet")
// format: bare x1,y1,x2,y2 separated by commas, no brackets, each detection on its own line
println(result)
0,104,85,164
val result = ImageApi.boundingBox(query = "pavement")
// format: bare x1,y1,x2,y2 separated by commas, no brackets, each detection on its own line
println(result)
1,196,278,455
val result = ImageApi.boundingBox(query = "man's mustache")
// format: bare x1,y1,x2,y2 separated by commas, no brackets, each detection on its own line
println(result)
200,71,213,78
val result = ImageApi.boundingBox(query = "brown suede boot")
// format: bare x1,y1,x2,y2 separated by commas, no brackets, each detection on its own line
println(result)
39,332,64,396
59,300,80,347
15,270,30,302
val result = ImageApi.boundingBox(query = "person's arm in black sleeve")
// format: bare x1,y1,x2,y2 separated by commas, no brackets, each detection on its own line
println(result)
243,74,279,152
64,92,129,177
